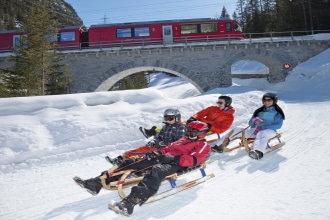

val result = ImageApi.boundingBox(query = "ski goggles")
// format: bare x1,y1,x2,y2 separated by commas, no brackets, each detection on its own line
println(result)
263,98,273,102
186,127,198,139
164,115,175,121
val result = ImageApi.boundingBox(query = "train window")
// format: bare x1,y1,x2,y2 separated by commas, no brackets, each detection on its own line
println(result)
200,23,218,33
60,32,75,42
117,28,132,38
13,35,21,48
134,27,150,37
44,33,58,42
13,35,27,49
163,27,171,35
180,24,198,34
225,22,232,32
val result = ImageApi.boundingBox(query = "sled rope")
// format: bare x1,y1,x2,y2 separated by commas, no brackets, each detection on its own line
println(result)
229,125,251,140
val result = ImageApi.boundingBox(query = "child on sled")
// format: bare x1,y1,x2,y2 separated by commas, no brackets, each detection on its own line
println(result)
105,108,186,165
73,121,211,216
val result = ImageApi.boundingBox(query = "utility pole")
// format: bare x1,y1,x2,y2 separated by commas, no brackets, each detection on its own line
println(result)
307,0,313,34
301,0,308,31
102,13,109,24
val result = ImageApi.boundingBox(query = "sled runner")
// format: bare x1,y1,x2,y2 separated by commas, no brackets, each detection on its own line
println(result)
217,127,285,153
100,160,213,200
108,171,215,217
107,160,214,216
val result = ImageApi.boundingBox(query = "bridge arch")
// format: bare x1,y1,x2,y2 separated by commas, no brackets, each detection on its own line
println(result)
224,48,297,82
95,63,208,93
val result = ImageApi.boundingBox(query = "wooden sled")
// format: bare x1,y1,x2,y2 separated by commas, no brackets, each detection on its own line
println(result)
219,129,285,153
100,160,212,200
205,132,221,144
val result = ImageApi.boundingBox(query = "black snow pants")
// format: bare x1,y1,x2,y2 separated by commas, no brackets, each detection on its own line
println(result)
129,163,181,203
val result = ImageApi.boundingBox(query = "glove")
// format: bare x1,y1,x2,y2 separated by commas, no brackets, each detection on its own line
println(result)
145,140,156,148
253,127,262,135
252,117,263,125
158,155,180,165
186,117,197,124
145,150,161,160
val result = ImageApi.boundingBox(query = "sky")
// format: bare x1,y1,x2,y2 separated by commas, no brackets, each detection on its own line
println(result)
1,43,330,219
64,0,237,28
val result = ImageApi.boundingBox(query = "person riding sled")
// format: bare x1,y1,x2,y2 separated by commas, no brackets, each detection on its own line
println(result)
109,120,211,216
185,95,235,153
73,121,211,210
106,108,186,165
247,93,285,160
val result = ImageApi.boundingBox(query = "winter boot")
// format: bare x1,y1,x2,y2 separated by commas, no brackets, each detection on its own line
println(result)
73,176,102,195
211,145,224,153
113,195,141,215
248,150,264,160
105,155,123,165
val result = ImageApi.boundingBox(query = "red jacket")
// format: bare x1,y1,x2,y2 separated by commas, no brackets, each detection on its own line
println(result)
160,137,211,167
192,105,235,134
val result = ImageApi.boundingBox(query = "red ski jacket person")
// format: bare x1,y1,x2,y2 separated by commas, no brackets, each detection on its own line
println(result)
73,121,211,208
187,95,235,134
159,136,210,167
108,121,211,215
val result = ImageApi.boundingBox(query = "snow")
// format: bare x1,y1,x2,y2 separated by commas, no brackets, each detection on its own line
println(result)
1,48,330,220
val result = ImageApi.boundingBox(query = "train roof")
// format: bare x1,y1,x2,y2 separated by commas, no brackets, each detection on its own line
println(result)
0,29,20,34
89,18,235,28
0,26,82,34
60,26,83,30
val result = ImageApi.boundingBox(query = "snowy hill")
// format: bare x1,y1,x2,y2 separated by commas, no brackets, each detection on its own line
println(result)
0,48,330,220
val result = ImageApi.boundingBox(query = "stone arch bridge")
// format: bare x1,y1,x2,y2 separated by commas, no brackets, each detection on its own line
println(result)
2,40,329,93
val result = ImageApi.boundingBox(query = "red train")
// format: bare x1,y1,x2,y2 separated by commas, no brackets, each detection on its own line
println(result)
0,18,243,52
0,26,84,52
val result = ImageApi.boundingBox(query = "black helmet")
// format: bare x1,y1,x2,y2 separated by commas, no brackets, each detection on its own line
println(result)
218,95,232,107
163,108,181,122
263,93,278,104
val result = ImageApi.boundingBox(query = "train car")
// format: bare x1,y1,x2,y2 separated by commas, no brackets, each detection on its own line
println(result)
88,18,243,48
0,18,243,52
0,26,84,52
56,26,84,50
0,30,22,52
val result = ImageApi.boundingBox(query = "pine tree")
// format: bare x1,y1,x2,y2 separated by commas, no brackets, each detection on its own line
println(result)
232,11,238,20
5,0,73,97
46,53,73,95
235,0,246,30
135,72,148,88
0,69,12,97
112,72,148,91
220,6,230,18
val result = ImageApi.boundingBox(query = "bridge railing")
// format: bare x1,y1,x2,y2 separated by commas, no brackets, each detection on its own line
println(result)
79,29,330,51
243,30,330,43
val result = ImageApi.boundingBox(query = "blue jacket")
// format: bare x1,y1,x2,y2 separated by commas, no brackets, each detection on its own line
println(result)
248,106,284,131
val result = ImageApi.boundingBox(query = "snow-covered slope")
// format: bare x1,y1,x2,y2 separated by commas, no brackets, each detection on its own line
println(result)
0,49,330,220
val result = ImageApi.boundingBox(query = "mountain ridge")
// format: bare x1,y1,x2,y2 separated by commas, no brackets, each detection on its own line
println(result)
0,0,83,30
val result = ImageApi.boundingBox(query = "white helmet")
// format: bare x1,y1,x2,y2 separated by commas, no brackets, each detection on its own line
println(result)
163,108,181,122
